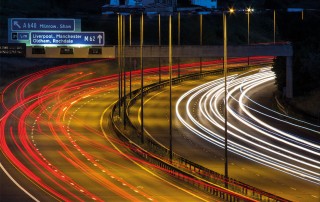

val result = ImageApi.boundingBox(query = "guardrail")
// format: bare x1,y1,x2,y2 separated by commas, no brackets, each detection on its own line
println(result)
110,63,290,202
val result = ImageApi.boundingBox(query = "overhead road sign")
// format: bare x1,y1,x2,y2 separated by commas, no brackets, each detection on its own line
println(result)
30,32,105,46
10,18,76,31
8,18,81,46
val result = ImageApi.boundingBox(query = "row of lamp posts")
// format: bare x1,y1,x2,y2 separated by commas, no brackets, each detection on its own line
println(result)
117,8,278,189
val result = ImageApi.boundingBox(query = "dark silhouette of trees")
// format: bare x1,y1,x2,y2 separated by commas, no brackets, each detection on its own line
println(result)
272,11,320,96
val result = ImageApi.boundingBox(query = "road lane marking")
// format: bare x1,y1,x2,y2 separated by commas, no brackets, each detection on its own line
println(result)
0,163,40,202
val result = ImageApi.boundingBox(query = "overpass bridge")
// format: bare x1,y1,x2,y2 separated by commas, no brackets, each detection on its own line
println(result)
27,43,293,97
121,44,292,58
122,44,293,98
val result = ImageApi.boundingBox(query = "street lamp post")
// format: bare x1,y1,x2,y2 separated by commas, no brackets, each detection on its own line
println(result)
120,15,123,109
200,14,203,74
178,12,181,78
118,14,121,115
123,15,126,129
140,13,144,144
247,8,252,45
169,15,173,162
158,14,161,83
129,14,132,99
247,8,253,67
223,11,228,189
223,8,234,189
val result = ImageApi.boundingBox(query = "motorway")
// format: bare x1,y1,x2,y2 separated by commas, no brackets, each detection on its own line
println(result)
0,59,223,201
2,57,318,201
129,67,320,202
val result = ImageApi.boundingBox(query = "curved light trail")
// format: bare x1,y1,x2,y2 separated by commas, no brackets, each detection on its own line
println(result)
2,58,246,201
1,62,145,201
176,68,320,185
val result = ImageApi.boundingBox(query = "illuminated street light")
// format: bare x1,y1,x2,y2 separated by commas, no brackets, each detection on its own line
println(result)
140,13,144,144
169,14,173,162
123,15,126,129
178,12,181,77
246,7,254,66
129,14,132,99
118,14,121,115
223,10,228,189
246,7,254,45
246,7,254,13
200,13,203,74
223,7,234,189
158,14,161,83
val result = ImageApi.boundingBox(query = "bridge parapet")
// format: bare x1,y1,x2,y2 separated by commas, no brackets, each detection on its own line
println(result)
120,43,294,98
119,43,293,58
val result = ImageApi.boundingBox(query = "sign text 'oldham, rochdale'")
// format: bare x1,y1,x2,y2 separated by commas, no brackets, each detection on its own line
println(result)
30,32,105,46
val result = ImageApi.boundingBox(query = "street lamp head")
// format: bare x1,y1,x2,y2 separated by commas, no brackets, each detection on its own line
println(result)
246,7,254,13
229,8,235,14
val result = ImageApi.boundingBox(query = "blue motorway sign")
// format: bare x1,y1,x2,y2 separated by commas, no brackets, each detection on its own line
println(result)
10,18,75,31
30,32,105,46
8,18,81,46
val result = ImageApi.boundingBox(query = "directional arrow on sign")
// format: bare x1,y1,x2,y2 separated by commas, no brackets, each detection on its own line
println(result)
13,21,21,29
97,35,103,44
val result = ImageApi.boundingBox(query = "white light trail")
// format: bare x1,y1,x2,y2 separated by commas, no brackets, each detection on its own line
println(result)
176,68,320,184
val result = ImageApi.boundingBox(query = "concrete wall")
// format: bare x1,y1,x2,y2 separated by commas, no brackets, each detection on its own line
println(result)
118,44,293,58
